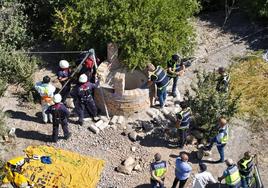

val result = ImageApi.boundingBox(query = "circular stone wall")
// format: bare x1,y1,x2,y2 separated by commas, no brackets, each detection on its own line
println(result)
94,62,150,116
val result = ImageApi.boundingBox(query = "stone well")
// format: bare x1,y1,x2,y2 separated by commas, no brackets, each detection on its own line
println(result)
94,63,150,116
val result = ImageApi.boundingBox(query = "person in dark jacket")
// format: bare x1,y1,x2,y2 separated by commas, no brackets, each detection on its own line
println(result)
57,60,71,103
46,94,71,142
71,74,100,125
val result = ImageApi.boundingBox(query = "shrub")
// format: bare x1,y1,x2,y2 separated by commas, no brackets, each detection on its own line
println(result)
53,0,200,69
239,0,268,20
184,71,240,135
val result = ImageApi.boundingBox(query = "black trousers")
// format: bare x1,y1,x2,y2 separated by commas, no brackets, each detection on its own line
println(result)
52,119,69,142
60,82,71,103
178,128,188,147
77,97,97,123
171,177,188,188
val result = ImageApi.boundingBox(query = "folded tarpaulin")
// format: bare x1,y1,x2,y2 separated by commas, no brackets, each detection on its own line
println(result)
21,145,105,188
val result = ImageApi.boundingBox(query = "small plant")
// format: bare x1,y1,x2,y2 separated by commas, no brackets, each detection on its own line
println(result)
184,71,240,137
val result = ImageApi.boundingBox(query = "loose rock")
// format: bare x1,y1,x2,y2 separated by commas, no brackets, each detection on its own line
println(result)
128,131,138,142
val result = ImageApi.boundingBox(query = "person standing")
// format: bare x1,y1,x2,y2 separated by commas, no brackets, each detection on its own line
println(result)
146,63,170,108
192,163,217,188
150,153,167,188
237,151,255,188
205,117,229,163
216,67,230,92
175,102,192,148
172,153,192,188
72,74,100,125
167,54,186,97
46,94,71,142
218,159,241,188
34,75,56,123
57,60,72,103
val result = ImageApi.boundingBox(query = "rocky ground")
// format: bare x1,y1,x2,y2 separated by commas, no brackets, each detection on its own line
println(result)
1,11,268,188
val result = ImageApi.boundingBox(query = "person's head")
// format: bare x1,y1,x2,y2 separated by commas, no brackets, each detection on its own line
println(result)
53,94,62,103
172,54,181,63
218,117,227,127
225,158,234,167
218,67,225,75
59,60,69,69
154,153,161,162
146,63,156,72
180,101,188,110
79,74,88,83
181,153,189,162
42,76,50,84
199,163,207,172
244,151,251,160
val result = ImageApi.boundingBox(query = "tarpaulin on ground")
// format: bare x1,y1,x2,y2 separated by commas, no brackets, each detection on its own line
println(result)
21,145,105,188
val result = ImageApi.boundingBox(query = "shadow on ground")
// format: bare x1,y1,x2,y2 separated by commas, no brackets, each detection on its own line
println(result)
6,110,42,124
199,11,268,50
15,128,51,142
169,151,201,164
134,184,151,188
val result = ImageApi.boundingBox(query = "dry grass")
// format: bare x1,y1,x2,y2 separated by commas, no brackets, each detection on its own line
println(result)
230,56,268,121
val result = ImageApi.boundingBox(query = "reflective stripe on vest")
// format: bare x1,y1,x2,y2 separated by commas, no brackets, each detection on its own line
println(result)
219,126,229,144
167,60,180,77
240,157,254,176
177,107,191,128
152,66,170,90
151,161,167,178
225,165,241,185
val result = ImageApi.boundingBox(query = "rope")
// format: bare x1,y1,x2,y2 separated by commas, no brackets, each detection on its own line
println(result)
2,50,87,54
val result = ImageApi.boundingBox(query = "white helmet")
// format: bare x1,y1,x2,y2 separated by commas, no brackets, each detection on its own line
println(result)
59,60,69,69
53,94,62,103
79,74,88,83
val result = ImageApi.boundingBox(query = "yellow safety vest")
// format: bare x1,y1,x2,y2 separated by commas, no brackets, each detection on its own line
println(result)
225,165,241,185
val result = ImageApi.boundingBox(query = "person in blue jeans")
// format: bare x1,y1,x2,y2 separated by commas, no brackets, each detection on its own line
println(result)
172,153,192,188
146,63,170,108
150,153,167,188
205,117,229,163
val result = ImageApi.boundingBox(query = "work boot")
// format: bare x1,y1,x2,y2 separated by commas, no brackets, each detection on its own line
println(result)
76,121,83,126
64,133,72,140
93,116,100,122
172,93,177,98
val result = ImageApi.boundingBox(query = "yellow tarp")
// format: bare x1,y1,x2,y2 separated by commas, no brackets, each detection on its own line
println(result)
21,145,105,188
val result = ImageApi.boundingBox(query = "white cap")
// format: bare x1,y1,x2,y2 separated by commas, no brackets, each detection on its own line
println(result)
79,74,88,83
59,60,69,69
53,94,62,103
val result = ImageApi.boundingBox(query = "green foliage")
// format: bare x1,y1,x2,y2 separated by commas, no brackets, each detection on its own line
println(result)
184,71,240,130
0,1,38,96
53,0,200,69
240,0,268,19
19,0,71,39
0,1,32,49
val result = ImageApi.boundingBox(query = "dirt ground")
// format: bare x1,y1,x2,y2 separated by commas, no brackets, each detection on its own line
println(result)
1,11,268,188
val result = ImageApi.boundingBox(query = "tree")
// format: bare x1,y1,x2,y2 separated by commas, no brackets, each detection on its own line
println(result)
184,71,240,137
53,0,200,69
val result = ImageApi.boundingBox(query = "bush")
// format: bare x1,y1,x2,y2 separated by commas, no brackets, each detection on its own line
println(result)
239,0,268,20
0,1,38,96
184,71,240,134
53,0,200,69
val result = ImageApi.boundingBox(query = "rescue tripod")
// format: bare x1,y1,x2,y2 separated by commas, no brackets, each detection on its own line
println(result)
58,48,110,120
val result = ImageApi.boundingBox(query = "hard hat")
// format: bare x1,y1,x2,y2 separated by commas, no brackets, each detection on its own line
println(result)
172,54,181,62
42,76,50,84
79,74,88,83
53,94,62,103
154,153,161,161
59,60,69,69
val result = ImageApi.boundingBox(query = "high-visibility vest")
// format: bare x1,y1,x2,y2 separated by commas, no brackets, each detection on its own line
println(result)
217,126,229,144
225,165,241,185
167,60,181,77
176,107,191,129
151,161,167,179
239,157,254,177
151,66,170,90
